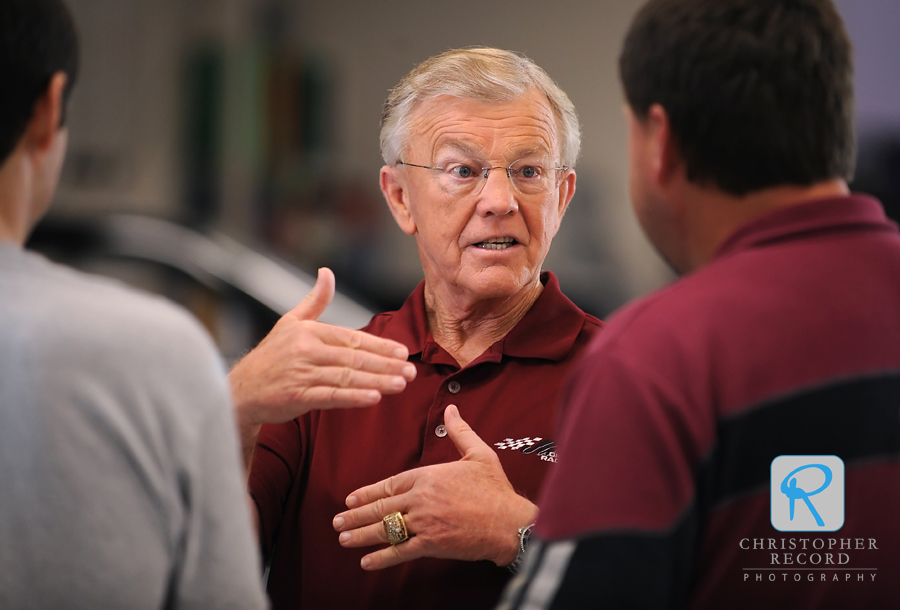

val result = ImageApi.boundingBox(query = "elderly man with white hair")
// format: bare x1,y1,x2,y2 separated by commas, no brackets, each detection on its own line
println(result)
229,47,602,610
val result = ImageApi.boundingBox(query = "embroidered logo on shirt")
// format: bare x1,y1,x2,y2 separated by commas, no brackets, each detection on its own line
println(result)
494,437,557,462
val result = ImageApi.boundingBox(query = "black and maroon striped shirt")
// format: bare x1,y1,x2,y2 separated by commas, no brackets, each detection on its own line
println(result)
505,195,900,609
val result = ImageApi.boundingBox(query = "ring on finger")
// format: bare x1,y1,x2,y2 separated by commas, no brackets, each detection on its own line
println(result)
383,511,409,545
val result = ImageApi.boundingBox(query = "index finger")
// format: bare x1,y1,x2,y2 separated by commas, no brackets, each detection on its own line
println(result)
346,470,415,509
319,325,409,360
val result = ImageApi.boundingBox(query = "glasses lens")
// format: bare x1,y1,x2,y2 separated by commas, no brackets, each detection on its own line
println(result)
508,159,554,195
428,158,561,196
435,160,483,196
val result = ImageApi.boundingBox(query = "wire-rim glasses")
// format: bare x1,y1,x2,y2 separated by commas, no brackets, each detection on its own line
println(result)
396,158,569,197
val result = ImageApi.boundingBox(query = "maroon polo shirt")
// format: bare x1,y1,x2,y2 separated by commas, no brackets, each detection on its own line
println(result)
249,271,602,610
520,195,900,609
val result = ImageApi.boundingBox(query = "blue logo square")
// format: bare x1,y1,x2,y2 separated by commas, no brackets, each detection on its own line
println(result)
771,455,844,532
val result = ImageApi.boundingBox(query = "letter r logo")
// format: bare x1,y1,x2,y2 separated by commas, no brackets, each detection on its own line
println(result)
771,456,844,532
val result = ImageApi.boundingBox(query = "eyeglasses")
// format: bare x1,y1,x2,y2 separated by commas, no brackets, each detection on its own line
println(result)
396,158,569,197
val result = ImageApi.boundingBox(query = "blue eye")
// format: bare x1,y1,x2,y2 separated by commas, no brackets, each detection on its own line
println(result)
520,166,538,179
451,165,476,179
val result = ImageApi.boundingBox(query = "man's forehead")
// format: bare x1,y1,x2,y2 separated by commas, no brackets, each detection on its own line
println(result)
407,91,560,157
436,139,548,158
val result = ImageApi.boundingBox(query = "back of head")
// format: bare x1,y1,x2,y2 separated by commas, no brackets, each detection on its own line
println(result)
619,0,854,196
380,47,581,168
0,0,79,166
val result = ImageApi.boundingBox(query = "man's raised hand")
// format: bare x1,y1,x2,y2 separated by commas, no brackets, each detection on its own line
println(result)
230,267,416,463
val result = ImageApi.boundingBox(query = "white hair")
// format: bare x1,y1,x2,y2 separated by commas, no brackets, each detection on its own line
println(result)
380,47,581,168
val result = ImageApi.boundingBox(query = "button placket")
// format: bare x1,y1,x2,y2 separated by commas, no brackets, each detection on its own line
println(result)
423,374,464,453
436,380,460,438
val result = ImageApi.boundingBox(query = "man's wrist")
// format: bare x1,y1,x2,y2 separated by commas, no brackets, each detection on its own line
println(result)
507,522,536,574
495,498,539,567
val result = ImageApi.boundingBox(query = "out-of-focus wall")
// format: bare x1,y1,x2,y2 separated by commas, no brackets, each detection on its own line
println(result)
836,0,900,224
836,0,900,131
56,0,184,218
54,0,669,317
51,0,900,317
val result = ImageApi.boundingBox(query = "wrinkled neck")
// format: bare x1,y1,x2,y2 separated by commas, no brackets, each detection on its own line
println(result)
424,278,543,368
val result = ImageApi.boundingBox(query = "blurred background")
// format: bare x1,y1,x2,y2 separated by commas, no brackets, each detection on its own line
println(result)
27,0,900,363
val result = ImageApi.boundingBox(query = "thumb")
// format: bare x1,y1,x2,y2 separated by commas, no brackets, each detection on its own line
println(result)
290,267,336,322
445,404,493,461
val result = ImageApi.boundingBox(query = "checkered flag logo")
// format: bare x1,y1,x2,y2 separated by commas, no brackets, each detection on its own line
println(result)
495,437,542,451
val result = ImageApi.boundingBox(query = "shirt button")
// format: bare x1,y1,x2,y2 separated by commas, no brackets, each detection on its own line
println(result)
448,381,461,394
435,424,447,438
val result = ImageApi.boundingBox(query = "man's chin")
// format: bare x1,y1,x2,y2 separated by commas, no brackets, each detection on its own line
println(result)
460,266,538,302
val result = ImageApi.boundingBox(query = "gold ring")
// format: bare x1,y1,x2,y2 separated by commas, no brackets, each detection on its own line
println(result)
383,512,409,545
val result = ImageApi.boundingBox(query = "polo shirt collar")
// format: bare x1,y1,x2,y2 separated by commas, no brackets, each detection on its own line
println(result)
714,194,896,260
378,271,587,367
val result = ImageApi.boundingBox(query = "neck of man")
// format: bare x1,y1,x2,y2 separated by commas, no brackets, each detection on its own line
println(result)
423,276,544,369
0,152,33,246
678,178,850,273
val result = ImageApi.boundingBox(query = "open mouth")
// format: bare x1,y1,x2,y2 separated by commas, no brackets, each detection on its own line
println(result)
474,237,517,250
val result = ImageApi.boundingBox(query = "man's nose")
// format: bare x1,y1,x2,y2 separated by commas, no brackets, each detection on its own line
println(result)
475,167,518,216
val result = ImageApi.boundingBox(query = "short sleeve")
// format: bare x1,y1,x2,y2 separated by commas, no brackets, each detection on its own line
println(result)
249,418,308,560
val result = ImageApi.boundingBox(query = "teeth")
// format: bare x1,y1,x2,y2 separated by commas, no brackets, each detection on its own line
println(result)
475,237,515,250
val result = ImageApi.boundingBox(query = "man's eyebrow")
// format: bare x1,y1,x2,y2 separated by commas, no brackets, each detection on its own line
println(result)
509,146,548,159
434,141,484,157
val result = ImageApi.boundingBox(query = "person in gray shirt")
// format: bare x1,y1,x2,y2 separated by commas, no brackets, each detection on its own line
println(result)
0,1,267,607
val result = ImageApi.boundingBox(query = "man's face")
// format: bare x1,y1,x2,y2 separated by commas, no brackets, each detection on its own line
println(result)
383,89,575,304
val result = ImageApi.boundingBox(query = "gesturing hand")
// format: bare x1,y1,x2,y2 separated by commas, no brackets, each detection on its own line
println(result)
230,267,416,440
332,404,538,570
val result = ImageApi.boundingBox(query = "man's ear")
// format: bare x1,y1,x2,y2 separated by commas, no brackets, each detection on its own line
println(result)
556,169,576,219
542,168,576,242
380,165,417,236
644,103,683,186
25,72,68,155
